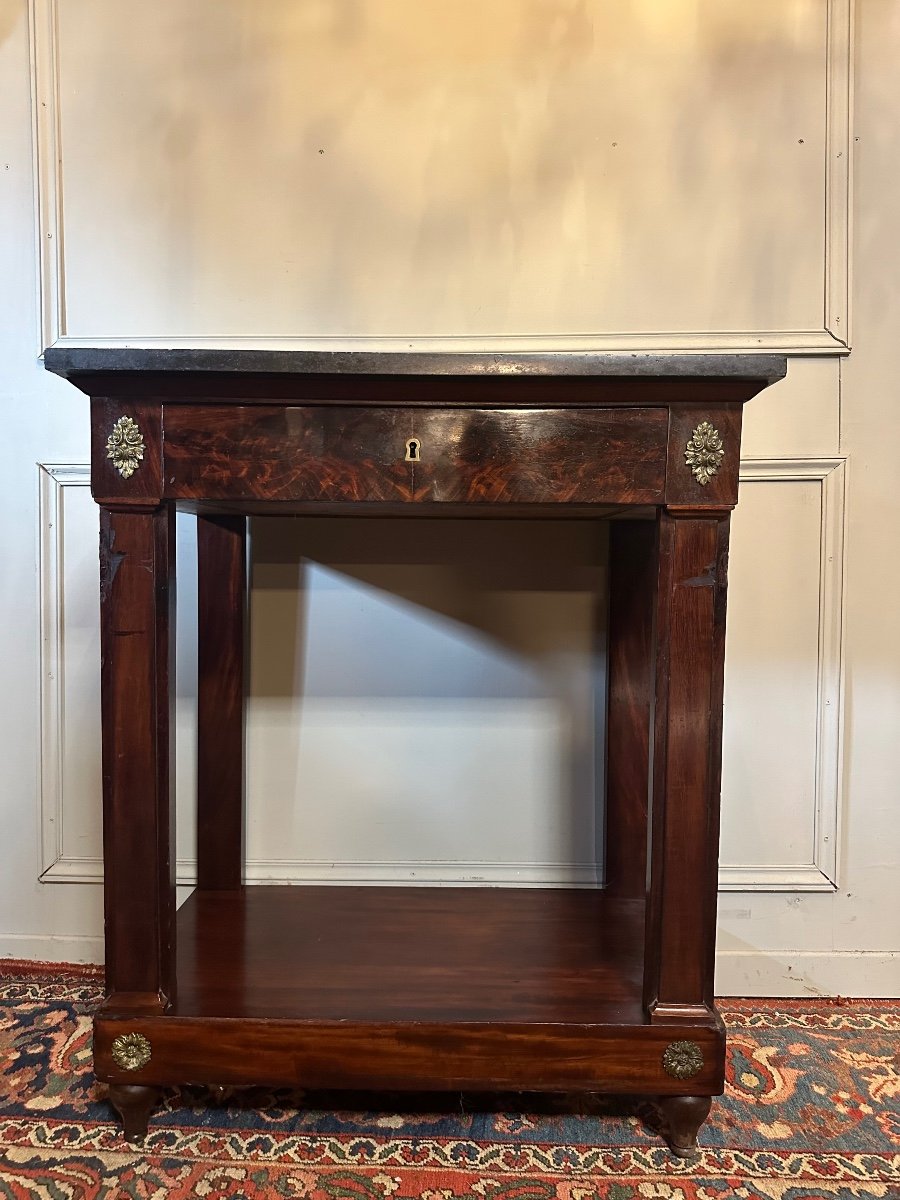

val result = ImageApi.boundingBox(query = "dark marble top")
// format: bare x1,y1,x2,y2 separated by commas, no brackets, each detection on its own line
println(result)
43,347,787,383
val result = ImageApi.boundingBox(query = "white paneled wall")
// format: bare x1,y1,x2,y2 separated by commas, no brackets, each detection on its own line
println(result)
720,458,846,892
2,0,898,994
245,518,606,885
32,0,850,351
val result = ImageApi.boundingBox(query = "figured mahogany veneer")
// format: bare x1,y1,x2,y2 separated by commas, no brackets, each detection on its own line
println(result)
163,405,668,505
45,349,786,1156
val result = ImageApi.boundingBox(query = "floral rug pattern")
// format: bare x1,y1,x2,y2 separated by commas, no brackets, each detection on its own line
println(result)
0,963,898,1199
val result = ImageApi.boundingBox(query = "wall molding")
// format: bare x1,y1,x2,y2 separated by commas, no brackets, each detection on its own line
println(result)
45,858,604,888
29,0,65,358
37,463,92,884
718,456,848,893
37,459,847,893
40,332,848,355
38,459,847,894
30,0,852,356
825,0,854,346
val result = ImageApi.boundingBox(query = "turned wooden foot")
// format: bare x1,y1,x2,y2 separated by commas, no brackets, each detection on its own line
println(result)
108,1084,160,1143
657,1095,712,1158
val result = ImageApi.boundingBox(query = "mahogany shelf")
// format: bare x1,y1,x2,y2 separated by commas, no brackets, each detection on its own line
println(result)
94,884,726,1099
45,349,787,1154
174,885,646,1024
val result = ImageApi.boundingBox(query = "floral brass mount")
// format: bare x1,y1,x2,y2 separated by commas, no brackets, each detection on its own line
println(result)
106,415,145,480
662,1039,704,1080
684,421,725,486
110,1031,152,1071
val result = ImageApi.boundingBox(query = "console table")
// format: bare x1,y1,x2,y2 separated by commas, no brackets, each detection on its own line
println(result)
44,348,785,1156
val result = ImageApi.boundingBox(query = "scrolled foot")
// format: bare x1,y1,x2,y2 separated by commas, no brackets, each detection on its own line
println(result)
108,1083,160,1143
657,1094,712,1158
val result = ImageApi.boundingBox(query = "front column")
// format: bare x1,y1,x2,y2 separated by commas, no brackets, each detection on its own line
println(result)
645,505,730,1021
99,503,176,1008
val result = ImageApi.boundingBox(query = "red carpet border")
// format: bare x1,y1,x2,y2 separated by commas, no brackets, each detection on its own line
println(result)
0,962,898,1199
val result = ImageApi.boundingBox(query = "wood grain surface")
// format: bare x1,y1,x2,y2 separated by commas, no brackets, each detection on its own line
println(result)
173,886,646,1024
94,1011,725,1094
196,515,247,891
70,356,776,1149
99,506,176,1005
162,405,668,505
605,520,657,899
646,510,731,1019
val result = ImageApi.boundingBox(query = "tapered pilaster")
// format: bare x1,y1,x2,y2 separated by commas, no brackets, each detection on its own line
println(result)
645,507,730,1019
99,505,176,1007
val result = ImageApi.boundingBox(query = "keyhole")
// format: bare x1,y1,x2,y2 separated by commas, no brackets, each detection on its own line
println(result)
405,438,420,462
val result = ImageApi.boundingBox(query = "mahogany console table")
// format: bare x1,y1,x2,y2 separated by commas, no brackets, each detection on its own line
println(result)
45,348,785,1155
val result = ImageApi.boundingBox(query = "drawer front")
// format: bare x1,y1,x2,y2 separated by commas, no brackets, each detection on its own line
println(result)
163,405,668,505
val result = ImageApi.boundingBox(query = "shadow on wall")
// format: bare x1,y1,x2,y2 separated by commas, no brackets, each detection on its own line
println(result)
239,516,609,884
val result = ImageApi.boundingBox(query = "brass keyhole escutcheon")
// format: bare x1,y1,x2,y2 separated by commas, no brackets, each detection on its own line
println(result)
405,438,421,462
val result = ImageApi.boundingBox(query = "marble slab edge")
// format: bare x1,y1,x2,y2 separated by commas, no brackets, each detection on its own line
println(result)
43,347,788,384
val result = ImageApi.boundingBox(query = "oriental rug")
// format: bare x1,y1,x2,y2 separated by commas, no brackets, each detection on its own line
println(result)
0,962,897,1199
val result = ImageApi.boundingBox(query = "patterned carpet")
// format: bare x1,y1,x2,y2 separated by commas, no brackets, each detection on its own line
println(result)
0,962,897,1199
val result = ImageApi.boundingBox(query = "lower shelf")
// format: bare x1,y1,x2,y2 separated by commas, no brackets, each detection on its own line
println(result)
95,886,725,1095
175,885,646,1024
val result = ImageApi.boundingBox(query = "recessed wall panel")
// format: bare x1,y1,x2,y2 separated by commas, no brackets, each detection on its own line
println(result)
51,0,835,344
